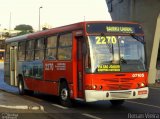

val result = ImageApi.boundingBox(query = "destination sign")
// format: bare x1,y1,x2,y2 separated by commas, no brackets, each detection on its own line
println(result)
106,26,134,33
86,23,143,34
97,64,120,72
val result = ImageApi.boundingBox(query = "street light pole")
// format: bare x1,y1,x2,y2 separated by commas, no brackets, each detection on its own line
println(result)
39,6,43,31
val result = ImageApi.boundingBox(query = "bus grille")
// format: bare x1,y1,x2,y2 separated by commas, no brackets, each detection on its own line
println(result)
102,78,134,82
102,78,134,90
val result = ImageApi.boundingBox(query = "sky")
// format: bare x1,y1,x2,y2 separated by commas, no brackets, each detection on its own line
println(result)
0,0,111,30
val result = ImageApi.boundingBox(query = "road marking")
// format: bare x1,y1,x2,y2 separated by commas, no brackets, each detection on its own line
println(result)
28,105,44,111
51,104,68,109
0,105,28,109
0,105,44,110
82,113,102,119
126,100,160,109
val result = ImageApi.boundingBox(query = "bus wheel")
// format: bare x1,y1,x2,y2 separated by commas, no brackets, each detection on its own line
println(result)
110,100,125,106
18,79,25,95
59,82,72,107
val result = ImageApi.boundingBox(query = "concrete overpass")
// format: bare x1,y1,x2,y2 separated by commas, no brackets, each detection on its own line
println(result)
106,0,160,84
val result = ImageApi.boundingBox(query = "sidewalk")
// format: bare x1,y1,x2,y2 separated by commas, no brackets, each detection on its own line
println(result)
0,71,44,111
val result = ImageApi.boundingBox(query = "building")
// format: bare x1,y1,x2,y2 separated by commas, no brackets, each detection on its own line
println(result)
0,29,21,49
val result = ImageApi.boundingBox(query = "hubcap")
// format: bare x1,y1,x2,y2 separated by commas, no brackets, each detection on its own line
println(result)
61,88,68,100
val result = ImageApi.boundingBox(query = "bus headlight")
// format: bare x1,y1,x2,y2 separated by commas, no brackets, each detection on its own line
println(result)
138,82,145,88
93,85,97,89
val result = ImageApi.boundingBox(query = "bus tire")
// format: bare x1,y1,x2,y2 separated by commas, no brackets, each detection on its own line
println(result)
59,82,72,107
110,100,125,106
18,78,25,95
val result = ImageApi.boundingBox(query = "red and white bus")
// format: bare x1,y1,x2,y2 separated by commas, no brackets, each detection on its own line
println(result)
4,21,148,106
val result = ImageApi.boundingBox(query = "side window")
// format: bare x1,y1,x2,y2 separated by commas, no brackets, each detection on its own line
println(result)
58,33,72,60
18,42,25,61
46,36,57,60
35,38,45,60
26,40,35,61
33,64,43,79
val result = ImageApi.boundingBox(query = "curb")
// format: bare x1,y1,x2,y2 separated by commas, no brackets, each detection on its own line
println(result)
0,89,44,111
0,105,44,111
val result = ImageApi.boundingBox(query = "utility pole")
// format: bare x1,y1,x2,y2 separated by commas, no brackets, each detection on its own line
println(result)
9,12,12,33
39,6,43,31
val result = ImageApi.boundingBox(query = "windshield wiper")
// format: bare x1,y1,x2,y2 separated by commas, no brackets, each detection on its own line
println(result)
120,57,127,64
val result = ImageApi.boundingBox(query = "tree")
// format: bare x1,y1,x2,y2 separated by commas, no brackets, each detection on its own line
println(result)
2,32,10,38
42,27,48,30
14,24,33,35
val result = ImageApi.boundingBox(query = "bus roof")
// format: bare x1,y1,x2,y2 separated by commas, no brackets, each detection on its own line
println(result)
5,21,142,43
5,34,29,43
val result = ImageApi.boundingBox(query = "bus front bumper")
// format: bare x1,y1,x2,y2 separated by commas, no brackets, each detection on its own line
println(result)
85,87,148,102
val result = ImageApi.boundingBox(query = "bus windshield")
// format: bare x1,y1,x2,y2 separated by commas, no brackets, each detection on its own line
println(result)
86,35,146,73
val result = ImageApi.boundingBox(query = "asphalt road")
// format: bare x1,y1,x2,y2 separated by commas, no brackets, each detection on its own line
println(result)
36,88,160,119
5,87,158,119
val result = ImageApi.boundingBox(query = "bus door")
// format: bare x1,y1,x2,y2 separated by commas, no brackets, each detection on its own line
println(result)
10,46,18,86
77,37,84,98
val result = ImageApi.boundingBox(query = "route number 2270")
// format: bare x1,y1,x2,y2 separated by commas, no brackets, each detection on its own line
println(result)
96,36,117,44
